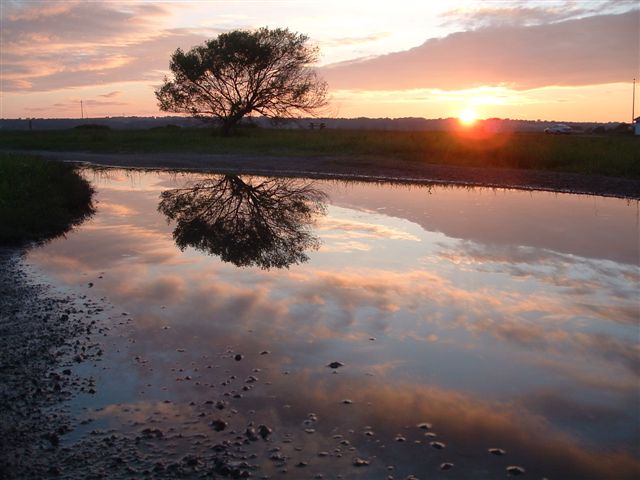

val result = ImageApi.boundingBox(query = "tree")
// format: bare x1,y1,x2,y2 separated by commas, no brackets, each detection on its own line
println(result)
158,175,327,269
156,27,327,135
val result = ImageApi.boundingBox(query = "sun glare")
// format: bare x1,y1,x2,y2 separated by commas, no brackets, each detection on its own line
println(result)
459,108,478,126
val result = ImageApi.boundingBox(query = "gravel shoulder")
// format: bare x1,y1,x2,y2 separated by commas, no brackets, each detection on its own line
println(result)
10,150,640,199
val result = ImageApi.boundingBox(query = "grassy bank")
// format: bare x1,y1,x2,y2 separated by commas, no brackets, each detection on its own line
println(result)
0,153,95,245
1,127,638,177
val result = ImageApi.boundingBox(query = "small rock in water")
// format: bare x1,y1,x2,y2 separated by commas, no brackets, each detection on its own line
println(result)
395,435,407,442
48,466,61,476
430,441,446,449
416,422,432,430
489,448,506,456
327,361,344,369
260,350,270,355
440,462,454,471
342,399,353,405
210,419,228,431
506,466,526,476
353,458,369,467
45,432,60,446
88,283,93,288
245,427,259,441
234,354,243,361
258,424,272,439
270,452,286,462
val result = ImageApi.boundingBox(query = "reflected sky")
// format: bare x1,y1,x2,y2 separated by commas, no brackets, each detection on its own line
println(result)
26,169,640,479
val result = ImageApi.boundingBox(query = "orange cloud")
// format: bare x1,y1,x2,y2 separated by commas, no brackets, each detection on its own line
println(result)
321,11,638,91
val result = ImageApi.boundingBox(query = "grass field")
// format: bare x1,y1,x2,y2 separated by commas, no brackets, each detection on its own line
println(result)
1,127,638,178
0,153,95,245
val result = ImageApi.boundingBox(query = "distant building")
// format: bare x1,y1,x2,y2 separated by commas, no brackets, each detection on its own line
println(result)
635,117,640,136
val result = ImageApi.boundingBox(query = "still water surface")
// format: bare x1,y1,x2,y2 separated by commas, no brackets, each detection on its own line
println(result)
27,169,639,479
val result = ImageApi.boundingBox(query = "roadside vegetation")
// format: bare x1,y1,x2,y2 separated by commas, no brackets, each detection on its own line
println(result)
0,153,95,245
0,128,638,178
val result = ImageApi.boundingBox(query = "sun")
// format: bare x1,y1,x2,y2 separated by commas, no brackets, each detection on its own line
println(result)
459,108,478,126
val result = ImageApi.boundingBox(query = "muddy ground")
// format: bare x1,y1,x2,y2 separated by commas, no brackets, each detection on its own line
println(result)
0,248,102,478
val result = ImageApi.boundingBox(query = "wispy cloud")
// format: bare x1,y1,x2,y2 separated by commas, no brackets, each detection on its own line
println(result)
440,0,638,29
319,32,391,47
0,2,219,93
98,91,122,98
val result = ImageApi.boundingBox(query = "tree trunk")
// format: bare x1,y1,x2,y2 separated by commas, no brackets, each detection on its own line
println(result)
220,120,233,137
221,110,248,136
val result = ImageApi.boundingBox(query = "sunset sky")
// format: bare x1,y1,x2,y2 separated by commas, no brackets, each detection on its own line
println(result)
1,0,638,121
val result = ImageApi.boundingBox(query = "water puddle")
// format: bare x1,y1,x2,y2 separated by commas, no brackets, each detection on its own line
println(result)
25,168,640,479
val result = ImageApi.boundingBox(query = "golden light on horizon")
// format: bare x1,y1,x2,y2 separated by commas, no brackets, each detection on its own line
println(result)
459,108,478,126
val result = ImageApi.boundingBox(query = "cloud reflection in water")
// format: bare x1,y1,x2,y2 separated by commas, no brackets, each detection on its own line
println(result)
26,170,639,479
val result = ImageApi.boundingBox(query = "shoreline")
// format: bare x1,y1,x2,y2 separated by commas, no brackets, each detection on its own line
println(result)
6,149,640,200
0,247,107,478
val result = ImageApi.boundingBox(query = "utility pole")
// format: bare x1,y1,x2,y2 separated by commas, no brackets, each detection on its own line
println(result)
81,100,84,119
632,78,636,124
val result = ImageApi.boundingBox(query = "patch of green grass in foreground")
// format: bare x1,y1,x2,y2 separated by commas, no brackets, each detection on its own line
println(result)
1,127,638,178
0,153,95,245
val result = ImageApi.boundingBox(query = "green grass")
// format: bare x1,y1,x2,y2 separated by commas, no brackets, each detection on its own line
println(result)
0,153,95,245
1,127,638,177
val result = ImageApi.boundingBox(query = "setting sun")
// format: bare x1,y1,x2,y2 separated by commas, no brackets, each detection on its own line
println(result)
459,108,478,126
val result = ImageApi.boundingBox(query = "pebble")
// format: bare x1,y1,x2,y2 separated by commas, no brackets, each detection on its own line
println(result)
430,441,446,449
258,424,272,439
440,462,454,471
48,466,62,476
327,361,344,369
489,448,506,456
506,466,526,476
210,419,228,432
234,354,243,361
245,427,259,441
353,458,370,467
269,452,285,462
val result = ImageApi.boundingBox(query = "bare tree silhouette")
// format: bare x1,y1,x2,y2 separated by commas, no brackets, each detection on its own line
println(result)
158,175,326,269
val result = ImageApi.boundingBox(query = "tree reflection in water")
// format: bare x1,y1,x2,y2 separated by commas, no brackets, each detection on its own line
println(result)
158,175,327,269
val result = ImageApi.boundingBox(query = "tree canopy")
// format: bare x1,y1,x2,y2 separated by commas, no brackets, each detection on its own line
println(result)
156,27,327,135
